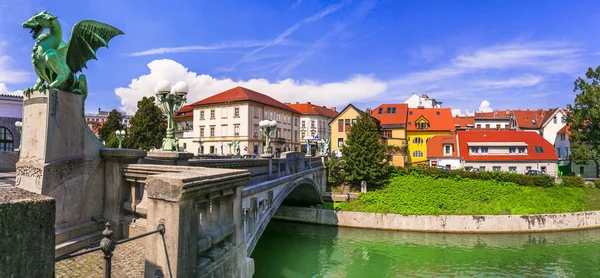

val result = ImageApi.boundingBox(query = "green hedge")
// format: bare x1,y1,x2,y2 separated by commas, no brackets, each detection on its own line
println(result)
560,176,586,188
392,166,556,187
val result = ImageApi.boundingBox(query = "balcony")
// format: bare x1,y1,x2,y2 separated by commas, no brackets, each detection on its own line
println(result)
272,137,287,143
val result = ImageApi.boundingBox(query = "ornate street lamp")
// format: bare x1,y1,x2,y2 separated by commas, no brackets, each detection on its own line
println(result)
317,139,325,156
15,121,22,150
154,80,188,151
115,130,125,149
259,119,277,157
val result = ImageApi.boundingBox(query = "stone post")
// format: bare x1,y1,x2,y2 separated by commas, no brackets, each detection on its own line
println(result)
0,187,55,277
100,148,147,239
144,168,250,277
16,89,104,230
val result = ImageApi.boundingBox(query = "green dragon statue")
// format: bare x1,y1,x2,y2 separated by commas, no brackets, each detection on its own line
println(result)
22,10,123,114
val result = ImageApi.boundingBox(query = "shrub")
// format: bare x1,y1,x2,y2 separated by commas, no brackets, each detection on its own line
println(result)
561,176,586,187
594,179,600,189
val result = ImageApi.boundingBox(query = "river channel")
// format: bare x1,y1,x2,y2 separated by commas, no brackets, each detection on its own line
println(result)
252,221,600,277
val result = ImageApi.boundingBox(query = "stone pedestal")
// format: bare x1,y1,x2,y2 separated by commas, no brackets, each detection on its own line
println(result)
145,151,194,166
16,89,105,229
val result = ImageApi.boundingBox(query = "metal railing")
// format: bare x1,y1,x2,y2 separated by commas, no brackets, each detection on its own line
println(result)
55,220,171,278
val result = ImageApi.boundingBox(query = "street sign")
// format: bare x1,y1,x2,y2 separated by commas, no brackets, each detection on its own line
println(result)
314,135,319,140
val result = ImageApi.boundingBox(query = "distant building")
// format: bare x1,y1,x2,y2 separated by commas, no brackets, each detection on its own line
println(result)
403,93,442,108
473,110,512,129
285,102,338,155
370,103,409,166
329,104,381,156
85,108,133,126
0,94,22,151
453,116,474,131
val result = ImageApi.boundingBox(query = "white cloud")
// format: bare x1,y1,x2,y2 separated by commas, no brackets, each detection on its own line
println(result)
289,0,302,10
0,41,30,83
128,41,271,57
0,83,23,96
409,46,445,63
475,74,542,89
114,59,386,114
478,100,493,112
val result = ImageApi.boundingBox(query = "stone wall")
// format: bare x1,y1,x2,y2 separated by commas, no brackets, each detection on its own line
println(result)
0,151,18,171
0,187,55,277
274,206,600,233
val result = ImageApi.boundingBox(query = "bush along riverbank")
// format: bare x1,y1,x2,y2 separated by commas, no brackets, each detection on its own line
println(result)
322,170,600,215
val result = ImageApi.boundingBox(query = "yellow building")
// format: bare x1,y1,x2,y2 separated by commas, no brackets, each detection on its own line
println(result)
406,107,455,164
329,104,381,154
370,104,409,166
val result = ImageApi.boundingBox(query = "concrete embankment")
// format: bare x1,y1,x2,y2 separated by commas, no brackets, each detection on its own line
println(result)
273,206,600,233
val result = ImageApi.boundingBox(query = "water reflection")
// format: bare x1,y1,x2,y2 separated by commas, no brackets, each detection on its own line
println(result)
252,221,600,278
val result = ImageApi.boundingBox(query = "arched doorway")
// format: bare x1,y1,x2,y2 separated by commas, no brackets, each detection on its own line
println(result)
0,127,14,151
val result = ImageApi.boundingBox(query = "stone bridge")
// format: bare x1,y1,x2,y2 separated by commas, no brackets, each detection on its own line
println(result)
116,152,327,277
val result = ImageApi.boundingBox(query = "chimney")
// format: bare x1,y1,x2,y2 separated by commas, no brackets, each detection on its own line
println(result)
98,108,101,114
296,102,299,104
323,105,326,108
417,105,425,109
421,94,428,98
366,108,372,113
307,101,311,104
331,107,336,112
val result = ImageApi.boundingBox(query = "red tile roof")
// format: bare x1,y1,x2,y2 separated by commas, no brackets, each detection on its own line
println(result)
286,102,338,118
453,116,474,129
557,125,571,137
457,130,558,161
406,107,455,131
190,86,299,114
370,104,409,126
174,105,193,119
512,109,559,129
427,135,458,158
474,110,512,119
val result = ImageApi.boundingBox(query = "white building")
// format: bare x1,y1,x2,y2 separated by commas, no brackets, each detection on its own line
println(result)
178,86,301,157
554,125,597,178
85,108,133,126
427,135,461,169
403,93,442,108
511,108,567,145
473,110,512,129
0,94,23,151
285,102,338,154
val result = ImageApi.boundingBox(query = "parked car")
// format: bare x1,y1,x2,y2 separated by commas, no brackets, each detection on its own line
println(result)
525,170,545,176
435,166,449,171
468,168,481,172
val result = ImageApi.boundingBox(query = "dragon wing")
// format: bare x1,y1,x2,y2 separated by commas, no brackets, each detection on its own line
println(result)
66,20,124,73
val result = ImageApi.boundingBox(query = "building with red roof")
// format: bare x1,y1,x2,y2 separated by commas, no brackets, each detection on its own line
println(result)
181,86,302,156
286,102,338,155
370,103,409,166
510,108,567,145
406,107,455,164
427,135,460,169
456,130,558,176
473,110,512,129
453,116,474,130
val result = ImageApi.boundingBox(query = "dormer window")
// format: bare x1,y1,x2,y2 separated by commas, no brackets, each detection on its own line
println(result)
417,123,428,129
378,108,383,114
534,146,544,153
444,144,452,156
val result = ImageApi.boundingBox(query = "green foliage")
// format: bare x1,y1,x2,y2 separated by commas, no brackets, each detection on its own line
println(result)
594,179,600,189
560,176,586,188
124,96,166,150
326,156,346,187
341,112,388,189
566,66,600,177
391,166,555,187
334,175,600,215
98,109,124,147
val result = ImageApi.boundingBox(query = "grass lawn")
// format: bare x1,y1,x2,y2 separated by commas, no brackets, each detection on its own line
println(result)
320,175,600,215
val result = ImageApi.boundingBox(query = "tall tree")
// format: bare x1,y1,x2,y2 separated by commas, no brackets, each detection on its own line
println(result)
124,96,166,150
566,66,600,177
98,109,124,147
341,112,388,189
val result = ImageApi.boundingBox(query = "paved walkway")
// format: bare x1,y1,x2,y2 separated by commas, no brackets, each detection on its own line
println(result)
0,171,16,187
55,241,145,277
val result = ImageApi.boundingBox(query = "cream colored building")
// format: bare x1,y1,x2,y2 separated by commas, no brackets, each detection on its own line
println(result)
178,86,301,157
285,102,338,155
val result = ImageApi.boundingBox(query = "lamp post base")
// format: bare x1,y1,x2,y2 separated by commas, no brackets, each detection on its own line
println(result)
260,153,274,159
161,137,179,152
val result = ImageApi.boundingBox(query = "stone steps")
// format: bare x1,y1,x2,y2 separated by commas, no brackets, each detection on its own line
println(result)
55,230,103,257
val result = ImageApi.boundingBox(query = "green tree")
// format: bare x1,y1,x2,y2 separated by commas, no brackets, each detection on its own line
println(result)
124,96,166,150
326,155,346,188
98,109,124,148
567,66,600,177
341,112,388,189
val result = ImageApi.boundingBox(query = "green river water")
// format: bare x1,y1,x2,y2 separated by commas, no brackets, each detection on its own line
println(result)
252,221,600,277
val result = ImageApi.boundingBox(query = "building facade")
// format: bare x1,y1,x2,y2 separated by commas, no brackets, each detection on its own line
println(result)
181,86,301,157
85,108,133,126
554,125,598,178
510,108,567,145
285,102,338,155
406,107,455,164
0,94,23,151
473,110,512,129
370,103,409,166
427,135,460,169
403,93,442,108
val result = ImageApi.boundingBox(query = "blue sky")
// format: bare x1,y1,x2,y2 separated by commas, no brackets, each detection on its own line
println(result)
1,0,600,115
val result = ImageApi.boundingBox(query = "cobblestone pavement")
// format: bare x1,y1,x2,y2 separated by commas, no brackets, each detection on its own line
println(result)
55,241,145,277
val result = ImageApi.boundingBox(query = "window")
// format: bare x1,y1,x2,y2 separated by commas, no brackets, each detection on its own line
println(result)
378,108,383,114
183,143,187,150
561,134,566,141
352,119,357,125
566,147,569,155
254,107,259,119
254,125,259,138
302,121,306,127
471,147,479,153
391,107,396,113
234,107,240,117
386,107,391,113
221,108,227,119
234,125,240,136
295,118,298,126
540,166,546,173
518,147,526,153
382,130,392,138
338,119,343,132
496,124,501,129
0,127,14,151
301,132,305,139
417,122,428,129
481,147,488,153
580,166,584,175
412,137,424,144
493,166,501,171
553,116,557,124
338,138,344,147
479,166,486,171
561,117,565,124
509,166,517,172
412,150,424,158
436,111,440,115
221,125,227,136
199,127,205,137
556,148,561,158
509,147,516,153
210,126,215,137
409,111,413,115
311,120,315,127
200,110,205,120
444,145,451,155
485,124,490,129
210,109,215,120
534,146,544,153
526,166,532,171
476,124,481,128
345,119,351,132
294,131,298,141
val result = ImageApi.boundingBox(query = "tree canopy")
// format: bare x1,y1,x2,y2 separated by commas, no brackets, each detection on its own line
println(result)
98,109,124,148
341,111,388,189
566,66,600,176
124,96,166,150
